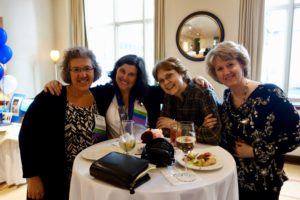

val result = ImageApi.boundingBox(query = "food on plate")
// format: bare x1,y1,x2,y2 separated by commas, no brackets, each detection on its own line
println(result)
185,151,217,167
141,128,164,143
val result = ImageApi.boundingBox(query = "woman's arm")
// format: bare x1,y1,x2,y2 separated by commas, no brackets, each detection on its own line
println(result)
43,80,63,96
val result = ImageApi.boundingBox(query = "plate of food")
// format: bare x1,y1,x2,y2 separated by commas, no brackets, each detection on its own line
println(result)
175,149,223,171
81,146,123,161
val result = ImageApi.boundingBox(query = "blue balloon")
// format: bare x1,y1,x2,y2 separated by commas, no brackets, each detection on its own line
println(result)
0,28,8,47
0,44,13,64
0,65,4,80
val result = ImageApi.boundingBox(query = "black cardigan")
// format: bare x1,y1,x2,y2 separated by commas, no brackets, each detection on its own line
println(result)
19,87,69,199
19,86,104,200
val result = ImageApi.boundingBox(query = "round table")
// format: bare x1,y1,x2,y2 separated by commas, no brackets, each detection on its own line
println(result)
0,124,26,185
69,139,239,200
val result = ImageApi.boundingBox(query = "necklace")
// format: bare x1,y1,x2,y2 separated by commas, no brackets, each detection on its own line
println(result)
242,80,249,102
231,79,249,107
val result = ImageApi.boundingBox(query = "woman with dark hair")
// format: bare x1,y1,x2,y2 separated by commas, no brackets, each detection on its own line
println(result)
19,47,106,200
96,54,160,137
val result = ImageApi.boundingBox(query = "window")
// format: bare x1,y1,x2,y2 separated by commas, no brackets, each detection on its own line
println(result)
84,0,155,85
262,0,300,103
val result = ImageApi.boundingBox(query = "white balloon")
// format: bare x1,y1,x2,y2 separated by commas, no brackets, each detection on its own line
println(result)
0,75,18,94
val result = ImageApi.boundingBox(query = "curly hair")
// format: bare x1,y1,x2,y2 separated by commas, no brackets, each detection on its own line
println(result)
60,47,101,84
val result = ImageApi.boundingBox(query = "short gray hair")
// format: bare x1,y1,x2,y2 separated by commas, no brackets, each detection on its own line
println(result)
60,47,101,84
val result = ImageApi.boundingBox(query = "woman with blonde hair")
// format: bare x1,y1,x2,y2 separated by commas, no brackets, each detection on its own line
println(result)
205,41,300,200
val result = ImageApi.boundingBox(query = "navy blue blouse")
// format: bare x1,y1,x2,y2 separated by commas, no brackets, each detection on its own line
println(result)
221,83,300,193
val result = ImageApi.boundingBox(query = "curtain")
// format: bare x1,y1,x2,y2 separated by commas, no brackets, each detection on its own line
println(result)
238,0,265,81
154,0,165,63
70,0,87,47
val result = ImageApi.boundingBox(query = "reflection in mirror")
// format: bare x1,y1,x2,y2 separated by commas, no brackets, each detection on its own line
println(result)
176,11,224,61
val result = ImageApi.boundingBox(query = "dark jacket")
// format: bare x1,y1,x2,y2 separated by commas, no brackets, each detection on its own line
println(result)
91,83,164,128
19,86,102,200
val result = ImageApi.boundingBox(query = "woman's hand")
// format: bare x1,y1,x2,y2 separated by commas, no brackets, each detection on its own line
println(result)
234,141,254,158
156,117,175,129
193,76,214,89
27,176,45,199
43,80,62,96
202,114,217,129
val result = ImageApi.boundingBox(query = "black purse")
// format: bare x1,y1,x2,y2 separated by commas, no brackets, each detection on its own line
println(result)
89,152,153,194
141,138,175,167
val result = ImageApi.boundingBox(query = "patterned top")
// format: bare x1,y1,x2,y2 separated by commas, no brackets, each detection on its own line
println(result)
161,80,222,145
221,84,300,192
64,102,101,181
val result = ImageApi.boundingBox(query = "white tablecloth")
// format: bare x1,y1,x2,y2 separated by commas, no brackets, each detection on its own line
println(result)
69,139,239,200
0,123,26,185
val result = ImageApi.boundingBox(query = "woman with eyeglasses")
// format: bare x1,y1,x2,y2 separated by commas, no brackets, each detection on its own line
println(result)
19,47,106,200
152,57,222,145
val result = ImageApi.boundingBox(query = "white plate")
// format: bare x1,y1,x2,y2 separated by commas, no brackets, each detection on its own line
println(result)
175,148,223,171
0,123,10,133
81,146,123,161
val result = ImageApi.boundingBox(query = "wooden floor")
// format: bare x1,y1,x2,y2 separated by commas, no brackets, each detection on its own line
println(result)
0,162,300,200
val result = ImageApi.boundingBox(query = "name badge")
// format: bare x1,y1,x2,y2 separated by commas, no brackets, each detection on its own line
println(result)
93,114,107,140
132,102,147,126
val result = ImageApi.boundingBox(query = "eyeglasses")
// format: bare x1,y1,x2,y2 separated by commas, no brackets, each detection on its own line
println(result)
157,72,175,85
70,66,94,74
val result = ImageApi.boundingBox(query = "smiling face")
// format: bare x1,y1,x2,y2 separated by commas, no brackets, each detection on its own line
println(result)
157,69,187,98
213,56,244,88
116,64,137,93
69,57,94,92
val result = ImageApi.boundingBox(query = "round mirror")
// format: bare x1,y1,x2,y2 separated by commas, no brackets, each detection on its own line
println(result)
176,11,225,61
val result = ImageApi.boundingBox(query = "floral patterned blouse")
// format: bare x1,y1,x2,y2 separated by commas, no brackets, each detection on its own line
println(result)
221,84,300,193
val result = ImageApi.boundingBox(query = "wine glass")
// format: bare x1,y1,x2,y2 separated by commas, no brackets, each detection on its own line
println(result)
119,120,136,154
174,121,197,182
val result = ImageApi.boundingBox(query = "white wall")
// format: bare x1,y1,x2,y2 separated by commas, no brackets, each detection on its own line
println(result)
0,0,55,98
164,0,240,99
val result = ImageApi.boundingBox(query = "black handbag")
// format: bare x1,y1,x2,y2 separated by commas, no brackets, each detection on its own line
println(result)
141,138,175,167
89,151,153,194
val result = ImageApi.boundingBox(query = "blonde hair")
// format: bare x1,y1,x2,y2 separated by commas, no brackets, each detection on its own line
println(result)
205,41,250,83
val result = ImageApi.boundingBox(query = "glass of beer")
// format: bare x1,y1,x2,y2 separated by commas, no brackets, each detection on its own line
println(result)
174,121,196,182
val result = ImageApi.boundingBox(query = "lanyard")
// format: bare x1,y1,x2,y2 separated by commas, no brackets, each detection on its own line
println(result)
115,88,134,120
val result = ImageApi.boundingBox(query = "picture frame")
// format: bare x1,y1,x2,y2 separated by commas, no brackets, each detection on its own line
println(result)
9,93,25,123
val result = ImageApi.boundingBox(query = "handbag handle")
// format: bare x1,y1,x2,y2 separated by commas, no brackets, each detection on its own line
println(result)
129,165,156,193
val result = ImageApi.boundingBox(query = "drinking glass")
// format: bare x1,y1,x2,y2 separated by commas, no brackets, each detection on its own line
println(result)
174,121,197,182
119,120,136,154
169,122,181,147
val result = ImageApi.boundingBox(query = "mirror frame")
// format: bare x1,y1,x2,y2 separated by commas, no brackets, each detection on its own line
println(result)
176,11,225,62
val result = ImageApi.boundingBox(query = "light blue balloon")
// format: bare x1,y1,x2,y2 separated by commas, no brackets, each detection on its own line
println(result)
0,44,13,64
0,28,8,47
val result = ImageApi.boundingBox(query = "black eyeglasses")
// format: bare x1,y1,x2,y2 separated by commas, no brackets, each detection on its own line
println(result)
70,66,94,74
